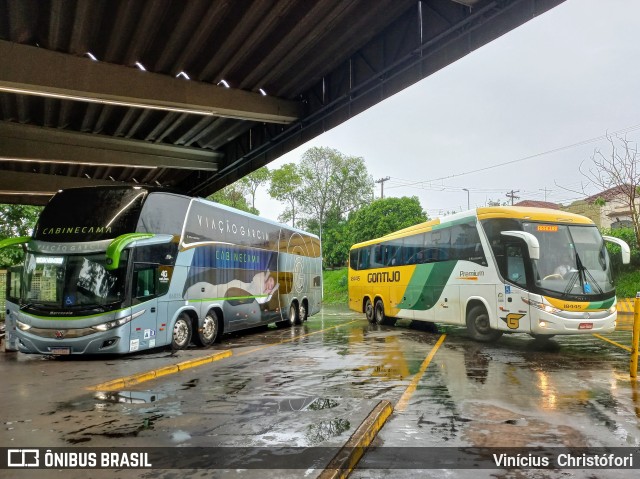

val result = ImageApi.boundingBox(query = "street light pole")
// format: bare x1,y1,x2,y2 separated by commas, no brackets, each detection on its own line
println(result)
463,188,469,210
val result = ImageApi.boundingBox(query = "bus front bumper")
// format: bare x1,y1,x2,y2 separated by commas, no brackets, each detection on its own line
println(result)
16,331,126,355
529,310,617,335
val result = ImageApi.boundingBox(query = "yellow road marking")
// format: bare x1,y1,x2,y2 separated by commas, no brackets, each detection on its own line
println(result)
88,319,362,391
88,350,233,391
593,333,632,352
395,334,447,412
318,400,393,479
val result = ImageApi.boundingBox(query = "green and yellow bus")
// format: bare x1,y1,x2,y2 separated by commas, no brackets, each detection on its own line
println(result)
348,207,630,341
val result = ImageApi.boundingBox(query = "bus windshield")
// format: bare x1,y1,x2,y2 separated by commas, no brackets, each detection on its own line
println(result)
524,222,614,297
482,218,614,299
22,252,128,310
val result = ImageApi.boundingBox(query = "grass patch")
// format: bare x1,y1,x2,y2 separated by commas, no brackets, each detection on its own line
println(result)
615,269,640,298
323,268,348,305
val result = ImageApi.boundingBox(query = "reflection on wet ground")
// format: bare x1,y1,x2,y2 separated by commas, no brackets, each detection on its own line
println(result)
1,305,639,478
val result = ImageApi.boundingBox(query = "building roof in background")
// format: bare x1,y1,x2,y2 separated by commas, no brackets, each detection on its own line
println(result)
584,185,634,203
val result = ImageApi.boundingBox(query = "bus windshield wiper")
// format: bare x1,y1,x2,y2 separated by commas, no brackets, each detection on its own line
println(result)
576,252,603,294
563,269,580,296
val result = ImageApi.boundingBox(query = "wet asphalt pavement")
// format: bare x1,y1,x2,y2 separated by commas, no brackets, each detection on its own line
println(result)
1,305,639,479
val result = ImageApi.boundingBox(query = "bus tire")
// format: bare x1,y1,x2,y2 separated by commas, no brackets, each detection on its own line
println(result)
300,300,309,322
172,313,193,350
194,311,220,347
289,303,300,326
466,305,502,342
365,298,375,323
374,299,395,326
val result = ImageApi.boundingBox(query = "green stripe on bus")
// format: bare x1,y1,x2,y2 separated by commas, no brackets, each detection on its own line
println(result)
397,261,458,310
0,236,30,249
22,307,131,321
588,298,615,310
105,233,155,270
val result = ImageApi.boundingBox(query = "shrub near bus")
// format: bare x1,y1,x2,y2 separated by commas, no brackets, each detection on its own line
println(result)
348,207,630,342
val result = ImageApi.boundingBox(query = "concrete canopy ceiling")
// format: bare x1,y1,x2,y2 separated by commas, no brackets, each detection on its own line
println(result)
0,0,564,205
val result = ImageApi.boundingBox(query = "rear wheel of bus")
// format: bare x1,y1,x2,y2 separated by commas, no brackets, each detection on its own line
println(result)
194,310,220,347
364,298,375,323
374,299,396,326
466,304,502,342
299,299,309,322
287,302,301,326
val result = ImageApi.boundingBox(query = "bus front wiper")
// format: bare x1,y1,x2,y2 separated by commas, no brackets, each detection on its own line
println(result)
563,252,603,296
563,270,580,296
575,252,603,294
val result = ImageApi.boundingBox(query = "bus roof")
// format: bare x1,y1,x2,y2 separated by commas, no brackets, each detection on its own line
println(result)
350,206,595,250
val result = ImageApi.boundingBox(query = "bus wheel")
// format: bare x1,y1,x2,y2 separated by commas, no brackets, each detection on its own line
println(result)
172,313,193,350
194,311,219,347
466,305,502,342
300,301,308,322
374,299,395,326
289,303,300,326
365,298,375,323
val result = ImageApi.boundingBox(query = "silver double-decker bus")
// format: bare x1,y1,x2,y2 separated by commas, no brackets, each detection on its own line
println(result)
1,186,322,355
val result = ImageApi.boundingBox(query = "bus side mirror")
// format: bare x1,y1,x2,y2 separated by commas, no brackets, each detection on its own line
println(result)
501,231,540,261
603,236,631,264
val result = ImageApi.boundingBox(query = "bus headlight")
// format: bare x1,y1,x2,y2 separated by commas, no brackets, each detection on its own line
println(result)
609,305,616,314
91,310,145,332
523,298,561,314
16,320,31,331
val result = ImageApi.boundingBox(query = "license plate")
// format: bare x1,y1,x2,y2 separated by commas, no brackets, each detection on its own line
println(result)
579,323,593,330
50,347,71,355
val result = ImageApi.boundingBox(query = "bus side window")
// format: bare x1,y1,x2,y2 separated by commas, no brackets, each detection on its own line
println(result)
372,245,384,268
350,249,359,270
134,265,156,299
7,266,22,302
359,248,371,270
505,245,527,287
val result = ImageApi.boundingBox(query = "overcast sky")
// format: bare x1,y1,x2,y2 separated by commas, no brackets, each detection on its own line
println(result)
254,0,640,222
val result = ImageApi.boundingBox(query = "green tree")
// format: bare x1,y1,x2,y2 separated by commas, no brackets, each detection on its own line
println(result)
207,184,257,215
269,163,302,227
298,147,374,229
239,167,271,211
0,204,42,267
347,196,427,245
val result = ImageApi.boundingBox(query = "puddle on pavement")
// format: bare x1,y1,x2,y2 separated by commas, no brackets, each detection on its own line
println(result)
239,397,340,412
305,418,350,445
171,429,192,443
94,390,168,404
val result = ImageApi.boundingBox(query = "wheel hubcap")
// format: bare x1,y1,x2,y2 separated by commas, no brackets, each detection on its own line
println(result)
203,317,215,339
174,321,188,345
476,315,490,333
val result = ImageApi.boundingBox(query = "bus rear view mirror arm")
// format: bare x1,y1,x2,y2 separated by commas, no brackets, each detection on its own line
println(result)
501,231,540,261
602,236,631,264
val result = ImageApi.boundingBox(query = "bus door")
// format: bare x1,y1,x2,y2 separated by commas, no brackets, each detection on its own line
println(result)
128,239,177,351
130,262,163,351
5,266,22,351
499,243,531,333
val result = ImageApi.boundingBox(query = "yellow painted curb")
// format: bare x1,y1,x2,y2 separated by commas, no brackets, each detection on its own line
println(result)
88,349,232,391
617,298,635,314
318,400,394,479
